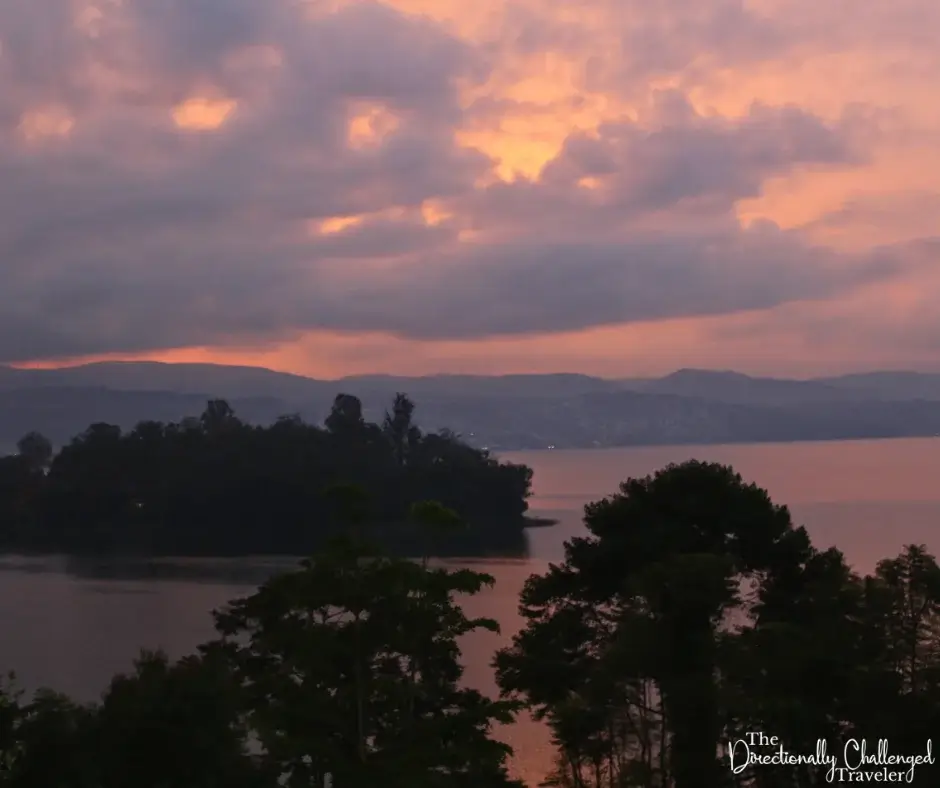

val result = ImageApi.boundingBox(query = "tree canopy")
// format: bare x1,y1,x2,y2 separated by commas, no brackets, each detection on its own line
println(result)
1,525,524,787
495,461,940,787
0,393,532,556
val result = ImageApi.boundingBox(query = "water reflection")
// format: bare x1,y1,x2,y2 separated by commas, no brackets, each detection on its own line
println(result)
0,554,292,585
0,551,542,587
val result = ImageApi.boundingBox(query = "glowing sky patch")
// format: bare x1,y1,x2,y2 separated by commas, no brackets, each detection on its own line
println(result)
17,107,75,141
171,98,237,131
1,0,939,377
318,215,364,234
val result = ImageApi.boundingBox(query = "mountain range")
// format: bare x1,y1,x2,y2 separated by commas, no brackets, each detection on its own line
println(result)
2,362,940,452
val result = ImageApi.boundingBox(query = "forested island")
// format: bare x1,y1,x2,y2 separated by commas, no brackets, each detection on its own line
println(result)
1,461,938,787
0,393,533,557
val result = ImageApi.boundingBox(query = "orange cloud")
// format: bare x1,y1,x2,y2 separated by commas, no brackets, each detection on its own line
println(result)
17,106,75,141
2,0,940,377
172,97,237,130
347,101,402,148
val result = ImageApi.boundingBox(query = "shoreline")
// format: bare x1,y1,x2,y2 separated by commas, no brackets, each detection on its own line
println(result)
0,515,555,562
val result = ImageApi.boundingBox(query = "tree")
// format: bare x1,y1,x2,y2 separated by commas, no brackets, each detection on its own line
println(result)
200,399,240,433
409,499,465,567
852,546,940,773
383,393,419,467
0,393,533,557
0,673,21,775
873,544,940,694
14,433,52,474
325,394,365,435
723,547,869,786
208,536,524,788
496,461,812,788
322,482,372,539
180,416,202,432
0,688,99,788
88,649,264,788
0,652,267,788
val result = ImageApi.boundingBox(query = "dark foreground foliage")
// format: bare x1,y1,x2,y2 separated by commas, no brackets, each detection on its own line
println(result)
496,461,940,787
2,463,940,787
0,503,525,787
0,393,532,556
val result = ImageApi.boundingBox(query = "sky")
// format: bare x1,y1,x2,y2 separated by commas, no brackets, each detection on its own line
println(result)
3,0,940,380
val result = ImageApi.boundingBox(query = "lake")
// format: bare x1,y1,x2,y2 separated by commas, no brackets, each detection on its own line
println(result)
3,437,940,784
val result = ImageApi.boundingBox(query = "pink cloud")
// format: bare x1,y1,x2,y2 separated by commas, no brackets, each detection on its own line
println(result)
0,0,938,374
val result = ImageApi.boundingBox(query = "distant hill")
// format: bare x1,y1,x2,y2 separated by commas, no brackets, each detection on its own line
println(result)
0,363,632,404
625,368,876,406
0,362,336,402
341,372,630,398
0,386,289,450
2,362,940,450
814,371,940,401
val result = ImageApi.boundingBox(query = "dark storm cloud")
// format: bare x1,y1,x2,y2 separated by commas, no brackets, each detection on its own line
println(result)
0,0,911,362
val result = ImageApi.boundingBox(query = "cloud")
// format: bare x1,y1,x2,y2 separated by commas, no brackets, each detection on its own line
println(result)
702,237,940,365
312,227,899,340
0,0,938,372
493,94,863,222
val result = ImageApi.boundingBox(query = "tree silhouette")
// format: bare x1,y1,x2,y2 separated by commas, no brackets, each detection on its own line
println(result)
209,537,524,787
383,393,418,467
0,395,532,557
325,393,366,435
496,461,812,788
15,432,52,473
200,399,239,433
